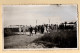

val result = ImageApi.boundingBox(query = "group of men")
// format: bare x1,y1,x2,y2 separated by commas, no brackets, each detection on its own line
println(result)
29,25,45,35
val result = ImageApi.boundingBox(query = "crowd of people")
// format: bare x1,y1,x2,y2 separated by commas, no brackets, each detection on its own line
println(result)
28,24,58,36
4,22,77,36
28,22,77,36
29,25,45,35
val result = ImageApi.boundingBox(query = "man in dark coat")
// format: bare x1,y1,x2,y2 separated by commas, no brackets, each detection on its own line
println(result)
29,26,33,36
41,25,44,34
34,26,37,34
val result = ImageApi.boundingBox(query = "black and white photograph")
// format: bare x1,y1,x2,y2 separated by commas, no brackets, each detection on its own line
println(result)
2,5,78,49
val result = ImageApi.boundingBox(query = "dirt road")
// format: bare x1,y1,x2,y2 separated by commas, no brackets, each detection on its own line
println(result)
4,32,44,49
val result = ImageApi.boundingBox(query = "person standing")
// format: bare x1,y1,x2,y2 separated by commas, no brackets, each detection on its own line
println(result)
41,25,44,34
29,25,33,36
34,26,37,34
47,26,50,33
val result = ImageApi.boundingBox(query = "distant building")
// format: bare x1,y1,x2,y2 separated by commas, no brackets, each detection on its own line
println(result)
4,25,29,32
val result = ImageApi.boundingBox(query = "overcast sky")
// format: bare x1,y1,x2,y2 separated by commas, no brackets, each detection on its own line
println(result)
2,5,77,27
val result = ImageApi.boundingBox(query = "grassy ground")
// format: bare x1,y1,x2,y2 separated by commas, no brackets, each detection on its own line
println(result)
33,30,77,48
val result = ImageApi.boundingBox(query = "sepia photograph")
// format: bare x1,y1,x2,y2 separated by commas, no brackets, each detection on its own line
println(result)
2,4,78,49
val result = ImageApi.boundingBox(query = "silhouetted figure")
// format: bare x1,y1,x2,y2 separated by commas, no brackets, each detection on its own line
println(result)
41,25,44,34
37,25,41,33
45,24,48,31
38,25,40,31
29,26,33,36
34,26,37,34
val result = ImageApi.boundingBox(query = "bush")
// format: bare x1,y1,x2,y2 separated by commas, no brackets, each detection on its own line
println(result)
4,28,13,37
33,30,77,48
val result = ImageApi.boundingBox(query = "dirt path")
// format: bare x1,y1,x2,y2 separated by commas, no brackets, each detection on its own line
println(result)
4,32,44,48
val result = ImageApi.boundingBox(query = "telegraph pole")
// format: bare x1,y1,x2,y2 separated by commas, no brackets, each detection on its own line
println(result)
36,19,37,25
48,18,50,24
